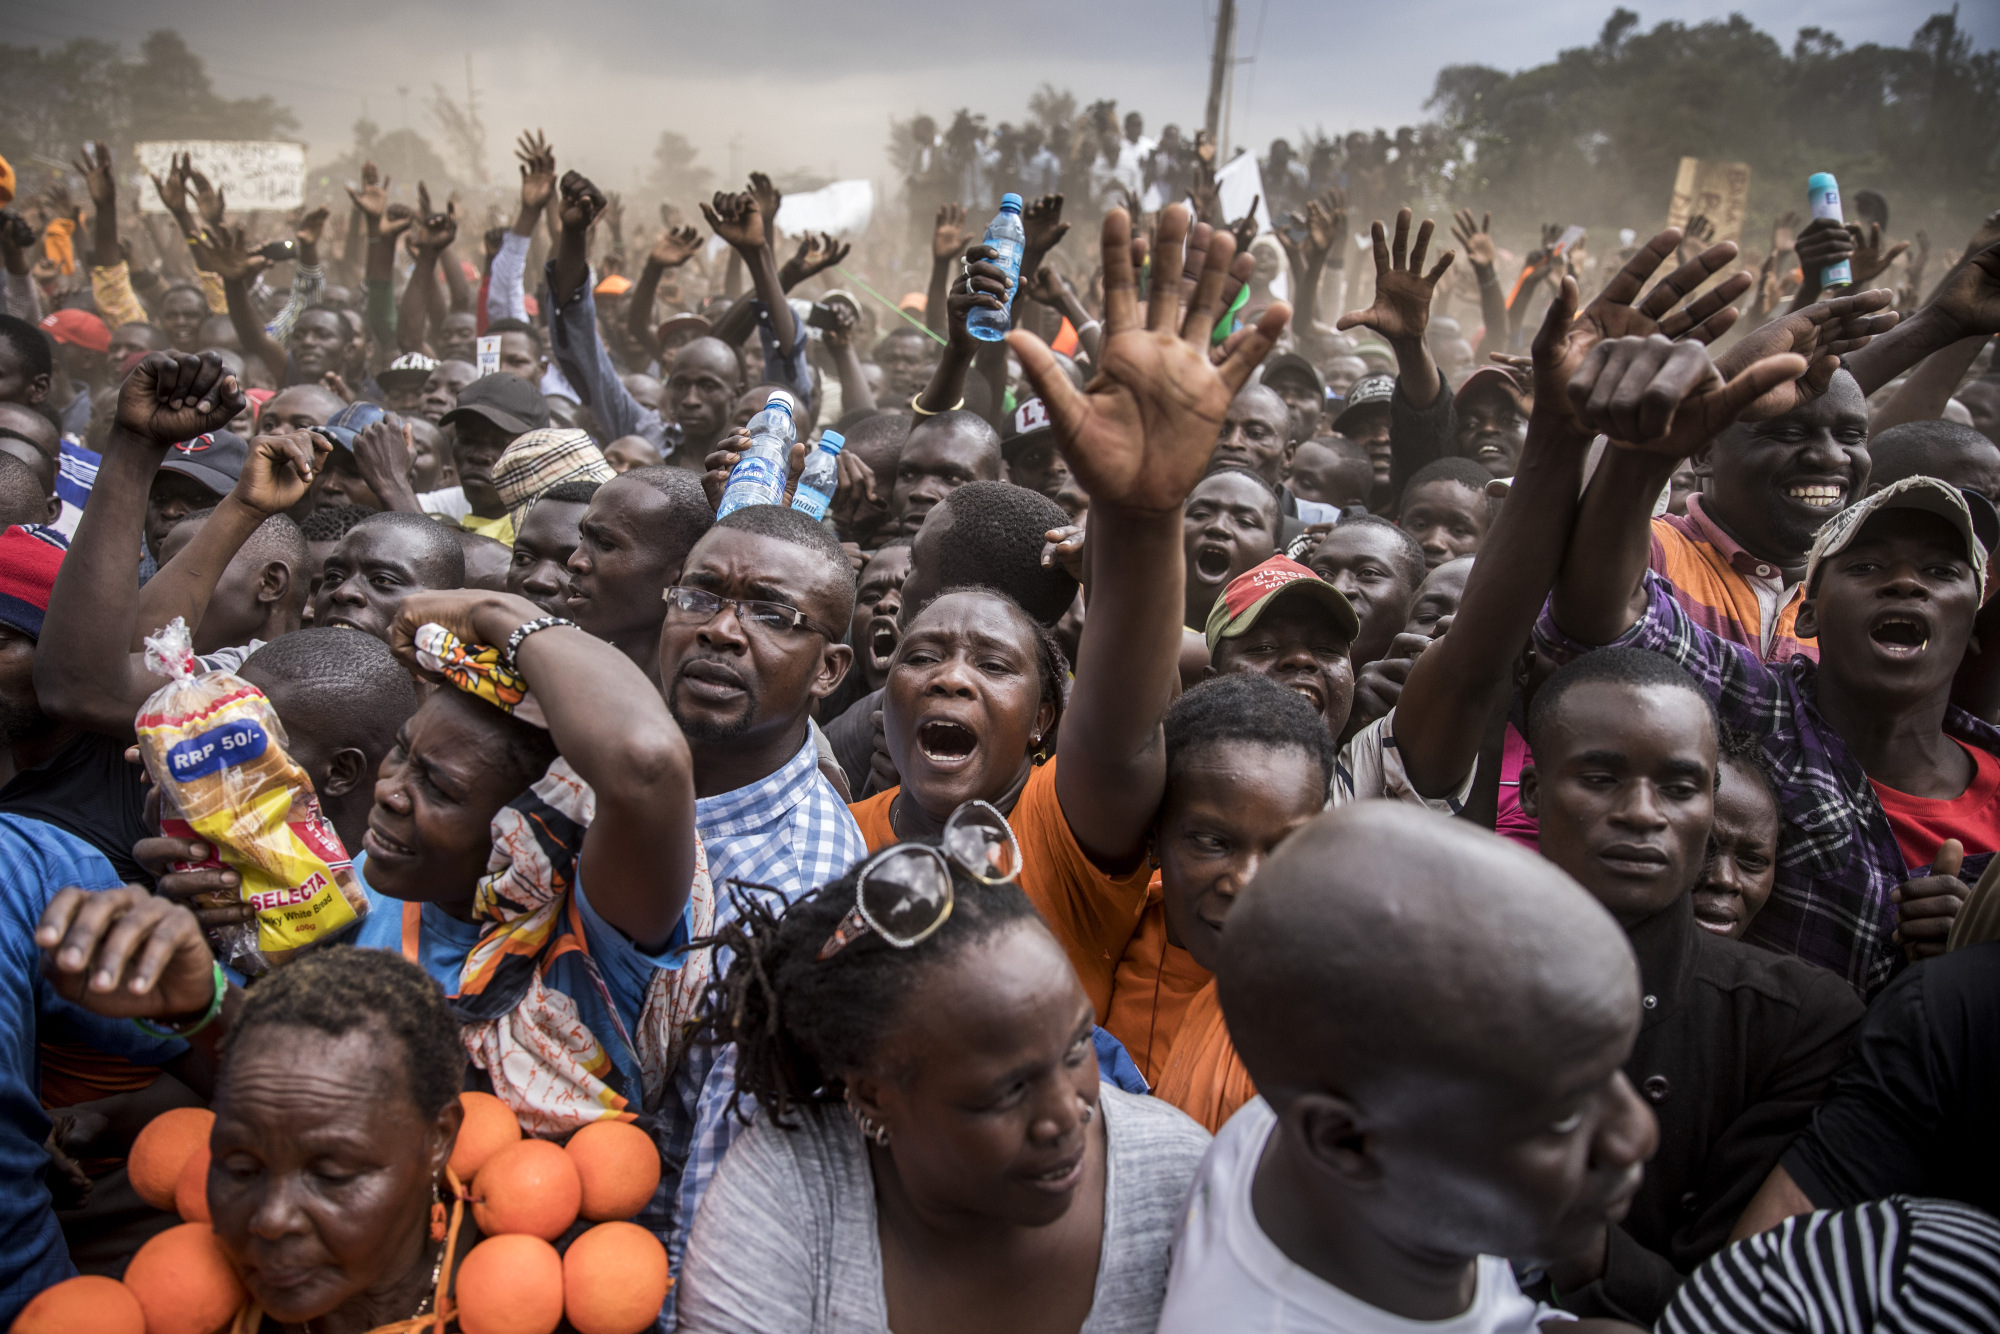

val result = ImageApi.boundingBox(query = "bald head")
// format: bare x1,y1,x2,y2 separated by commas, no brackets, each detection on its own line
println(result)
261,384,346,432
1221,803,1638,1103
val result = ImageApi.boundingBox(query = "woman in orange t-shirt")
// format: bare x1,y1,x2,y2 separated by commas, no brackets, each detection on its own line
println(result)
1103,673,1334,1130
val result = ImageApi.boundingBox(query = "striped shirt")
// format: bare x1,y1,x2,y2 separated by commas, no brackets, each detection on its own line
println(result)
1651,494,1816,664
1660,1197,2000,1334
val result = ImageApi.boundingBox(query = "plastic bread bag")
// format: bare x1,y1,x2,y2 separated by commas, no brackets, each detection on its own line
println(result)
134,618,367,972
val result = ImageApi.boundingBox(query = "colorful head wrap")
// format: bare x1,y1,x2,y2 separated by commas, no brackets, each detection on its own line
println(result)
41,218,77,276
414,623,713,1135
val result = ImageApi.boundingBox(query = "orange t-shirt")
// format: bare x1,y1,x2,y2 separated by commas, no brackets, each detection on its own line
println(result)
848,757,1154,1017
1103,880,1214,1086
1153,982,1256,1133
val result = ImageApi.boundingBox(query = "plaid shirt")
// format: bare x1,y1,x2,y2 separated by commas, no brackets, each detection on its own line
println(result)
662,736,867,1317
1536,573,2000,999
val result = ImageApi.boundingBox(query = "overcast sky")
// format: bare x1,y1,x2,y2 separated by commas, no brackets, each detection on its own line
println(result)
14,0,1985,192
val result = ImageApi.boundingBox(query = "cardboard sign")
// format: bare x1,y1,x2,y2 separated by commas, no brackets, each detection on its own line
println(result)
476,335,501,378
135,141,306,214
1666,157,1752,245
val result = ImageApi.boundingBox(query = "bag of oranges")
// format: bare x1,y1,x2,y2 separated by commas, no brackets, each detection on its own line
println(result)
134,618,367,972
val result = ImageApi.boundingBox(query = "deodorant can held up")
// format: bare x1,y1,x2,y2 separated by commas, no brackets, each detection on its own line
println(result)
1807,173,1852,292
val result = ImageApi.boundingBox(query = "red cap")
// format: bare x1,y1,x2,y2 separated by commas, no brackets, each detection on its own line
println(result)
39,309,110,354
1204,554,1360,651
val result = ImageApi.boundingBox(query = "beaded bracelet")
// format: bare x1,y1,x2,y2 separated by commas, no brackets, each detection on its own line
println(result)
503,615,576,669
133,959,227,1040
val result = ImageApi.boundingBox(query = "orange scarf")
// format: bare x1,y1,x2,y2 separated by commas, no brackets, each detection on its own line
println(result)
1151,981,1256,1133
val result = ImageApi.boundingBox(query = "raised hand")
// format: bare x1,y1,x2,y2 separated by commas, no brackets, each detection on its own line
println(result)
192,225,270,283
1844,220,1909,287
114,351,245,447
1022,193,1069,253
409,182,458,251
946,244,1013,350
649,223,703,268
701,191,765,252
1005,204,1289,516
148,152,191,225
233,429,328,515
779,232,849,288
71,141,115,213
1227,200,1259,263
516,130,556,213
1794,217,1855,283
380,202,416,245
187,166,226,228
294,205,330,248
1027,264,1073,310
1926,234,2000,339
1451,209,1495,268
1566,334,1808,458
347,163,390,230
36,887,219,1021
557,171,606,234
1338,208,1454,343
1716,287,1899,419
932,202,968,262
1529,228,1753,434
747,172,783,239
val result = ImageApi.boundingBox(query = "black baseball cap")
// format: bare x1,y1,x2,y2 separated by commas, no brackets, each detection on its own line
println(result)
160,430,248,496
438,372,550,437
1331,373,1396,435
1001,396,1057,460
1261,352,1326,400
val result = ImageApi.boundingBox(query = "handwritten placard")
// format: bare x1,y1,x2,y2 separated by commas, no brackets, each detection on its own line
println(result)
1666,157,1752,245
135,141,306,214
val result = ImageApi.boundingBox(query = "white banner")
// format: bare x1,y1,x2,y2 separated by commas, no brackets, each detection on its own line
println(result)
134,140,306,214
774,179,874,237
1213,151,1272,236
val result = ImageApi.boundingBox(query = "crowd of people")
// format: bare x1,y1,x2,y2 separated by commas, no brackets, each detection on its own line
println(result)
0,88,1998,1334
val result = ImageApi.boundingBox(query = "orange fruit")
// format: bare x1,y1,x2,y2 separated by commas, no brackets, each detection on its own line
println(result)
449,1091,523,1181
173,1141,211,1222
565,1121,660,1222
127,1107,214,1212
10,1274,145,1334
562,1222,670,1334
454,1233,563,1334
122,1222,244,1334
472,1139,580,1240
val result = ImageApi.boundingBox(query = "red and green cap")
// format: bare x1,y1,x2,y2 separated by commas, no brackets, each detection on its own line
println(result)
1204,555,1360,653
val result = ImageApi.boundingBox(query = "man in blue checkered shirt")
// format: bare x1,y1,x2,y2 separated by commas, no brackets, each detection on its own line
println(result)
652,503,869,1305
1535,323,1996,1000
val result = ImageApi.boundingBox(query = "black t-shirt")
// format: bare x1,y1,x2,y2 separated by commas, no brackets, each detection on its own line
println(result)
1783,941,2000,1216
0,731,150,885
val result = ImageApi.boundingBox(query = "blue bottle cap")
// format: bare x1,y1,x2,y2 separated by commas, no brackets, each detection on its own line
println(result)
1001,192,1023,211
818,430,845,454
1807,172,1838,192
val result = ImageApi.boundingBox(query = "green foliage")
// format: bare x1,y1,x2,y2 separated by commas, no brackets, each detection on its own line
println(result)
1424,8,1999,238
0,30,296,175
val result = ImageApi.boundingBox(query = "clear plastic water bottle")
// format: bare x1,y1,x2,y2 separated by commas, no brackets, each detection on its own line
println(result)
1807,172,1852,292
716,391,797,517
790,431,845,522
966,193,1026,343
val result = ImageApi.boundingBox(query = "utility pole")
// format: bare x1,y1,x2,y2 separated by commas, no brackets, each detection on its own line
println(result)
1204,0,1235,155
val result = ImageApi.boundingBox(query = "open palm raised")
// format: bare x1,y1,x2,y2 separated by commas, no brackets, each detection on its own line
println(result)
1006,205,1290,516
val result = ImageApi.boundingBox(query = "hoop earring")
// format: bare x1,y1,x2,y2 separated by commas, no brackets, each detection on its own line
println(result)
847,1094,891,1146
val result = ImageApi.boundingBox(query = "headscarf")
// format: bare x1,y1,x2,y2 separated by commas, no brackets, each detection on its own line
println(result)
0,154,14,208
41,218,76,276
490,428,613,532
412,624,714,1136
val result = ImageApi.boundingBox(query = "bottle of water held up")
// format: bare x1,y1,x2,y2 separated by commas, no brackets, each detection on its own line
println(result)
716,390,797,517
966,193,1027,342
1807,172,1853,292
790,431,846,521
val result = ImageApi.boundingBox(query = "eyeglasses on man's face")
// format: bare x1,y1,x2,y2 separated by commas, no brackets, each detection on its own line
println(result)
662,585,839,640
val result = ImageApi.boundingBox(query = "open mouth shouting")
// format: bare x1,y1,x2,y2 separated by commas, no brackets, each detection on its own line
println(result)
916,718,980,770
1868,611,1931,659
867,618,900,675
1192,542,1235,585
